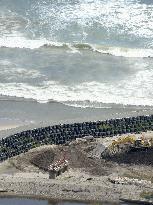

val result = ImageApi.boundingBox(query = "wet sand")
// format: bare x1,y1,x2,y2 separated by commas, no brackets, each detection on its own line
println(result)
0,116,31,132
0,125,19,131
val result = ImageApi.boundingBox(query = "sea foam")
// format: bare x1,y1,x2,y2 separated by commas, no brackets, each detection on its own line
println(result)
0,69,153,107
0,37,153,58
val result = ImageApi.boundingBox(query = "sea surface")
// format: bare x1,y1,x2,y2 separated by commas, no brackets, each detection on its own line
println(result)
0,0,153,108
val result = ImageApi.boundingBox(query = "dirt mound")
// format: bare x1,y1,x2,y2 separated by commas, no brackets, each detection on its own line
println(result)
8,145,55,172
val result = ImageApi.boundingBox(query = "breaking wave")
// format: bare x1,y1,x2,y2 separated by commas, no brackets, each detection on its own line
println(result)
0,37,153,58
1,0,153,108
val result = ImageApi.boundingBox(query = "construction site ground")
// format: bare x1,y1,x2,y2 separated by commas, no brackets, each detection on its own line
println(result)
0,132,153,203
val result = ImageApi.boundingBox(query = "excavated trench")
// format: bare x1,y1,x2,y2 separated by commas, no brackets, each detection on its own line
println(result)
102,147,153,166
30,149,55,171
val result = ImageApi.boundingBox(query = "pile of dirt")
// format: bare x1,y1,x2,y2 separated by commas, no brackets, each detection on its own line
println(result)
9,145,55,172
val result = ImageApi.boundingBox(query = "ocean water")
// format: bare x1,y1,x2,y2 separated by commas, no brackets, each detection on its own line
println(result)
0,0,153,108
